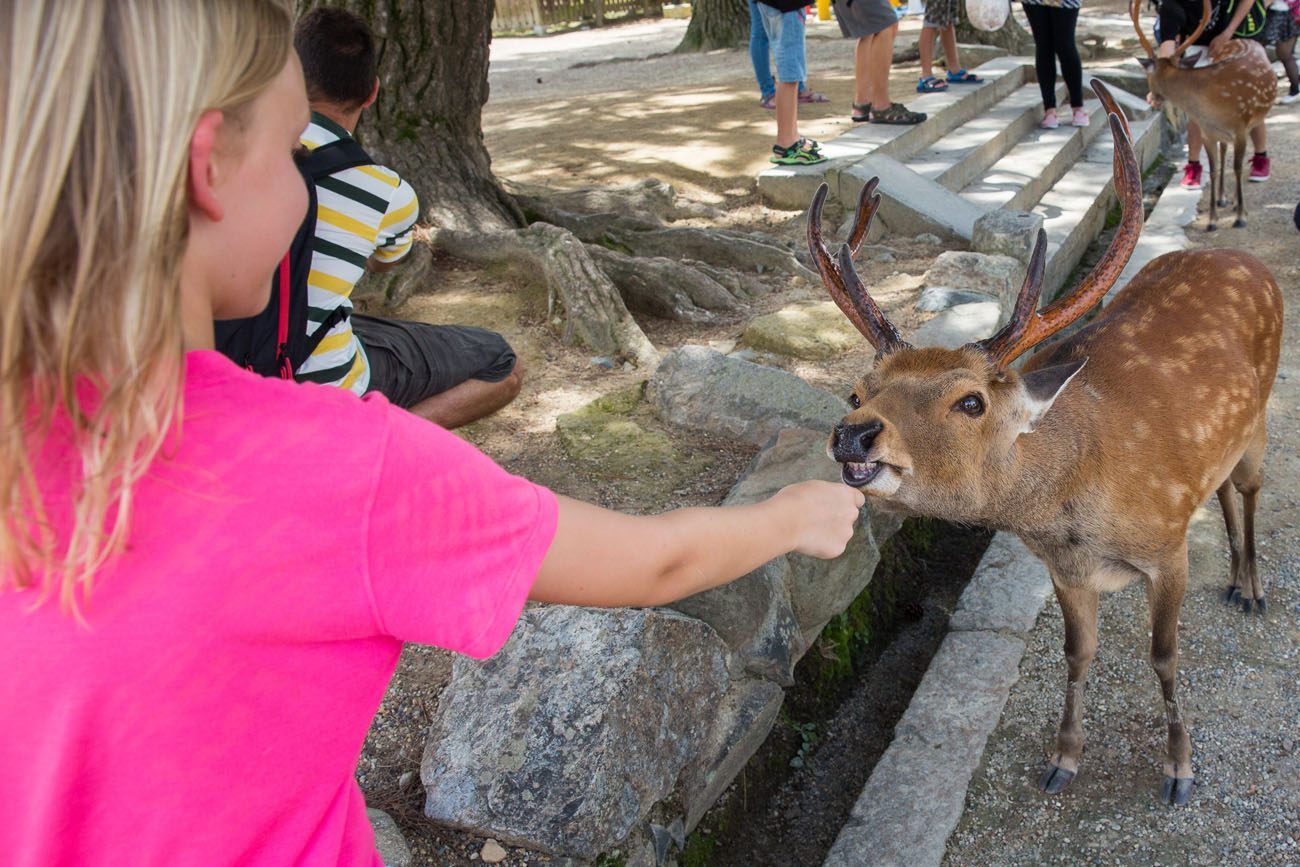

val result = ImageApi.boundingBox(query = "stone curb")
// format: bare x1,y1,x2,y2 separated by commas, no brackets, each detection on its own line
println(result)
822,533,1051,867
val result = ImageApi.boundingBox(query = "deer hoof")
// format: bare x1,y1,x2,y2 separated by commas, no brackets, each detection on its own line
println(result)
1223,586,1242,604
1206,222,1217,232
1038,764,1076,794
1241,595,1266,614
1233,218,1247,228
1160,775,1194,806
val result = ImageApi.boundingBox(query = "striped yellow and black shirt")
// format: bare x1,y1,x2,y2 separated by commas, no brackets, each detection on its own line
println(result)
295,113,419,394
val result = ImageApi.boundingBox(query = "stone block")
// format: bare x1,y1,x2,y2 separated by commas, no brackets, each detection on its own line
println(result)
949,533,1052,635
421,606,729,859
909,301,1002,348
840,155,985,243
741,301,862,360
648,346,845,446
918,250,1023,315
970,209,1044,268
367,809,412,867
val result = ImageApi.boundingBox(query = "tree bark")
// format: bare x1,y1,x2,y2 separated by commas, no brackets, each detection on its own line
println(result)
307,0,524,231
955,4,1033,54
675,0,750,52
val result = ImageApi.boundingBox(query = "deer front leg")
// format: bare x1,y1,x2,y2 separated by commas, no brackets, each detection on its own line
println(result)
1039,581,1099,795
1232,135,1247,228
1205,143,1219,231
1148,551,1193,806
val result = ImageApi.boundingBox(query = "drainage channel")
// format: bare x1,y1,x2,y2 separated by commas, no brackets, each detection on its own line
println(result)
682,517,994,867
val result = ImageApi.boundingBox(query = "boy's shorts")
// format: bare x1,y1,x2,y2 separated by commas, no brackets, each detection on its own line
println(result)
755,4,808,84
352,314,516,409
924,0,959,28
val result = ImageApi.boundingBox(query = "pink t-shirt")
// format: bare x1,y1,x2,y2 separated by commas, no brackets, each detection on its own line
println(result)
0,350,558,867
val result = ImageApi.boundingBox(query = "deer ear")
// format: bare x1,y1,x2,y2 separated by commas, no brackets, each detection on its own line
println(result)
1017,358,1087,433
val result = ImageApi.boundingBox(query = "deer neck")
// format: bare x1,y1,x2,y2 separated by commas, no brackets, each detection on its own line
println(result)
978,390,1101,536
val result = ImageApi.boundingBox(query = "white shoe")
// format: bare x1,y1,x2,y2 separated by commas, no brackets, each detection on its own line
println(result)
1281,90,1300,104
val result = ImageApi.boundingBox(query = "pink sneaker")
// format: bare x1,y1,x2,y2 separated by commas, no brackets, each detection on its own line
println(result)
1180,161,1203,190
1071,107,1088,127
1248,153,1270,182
1041,110,1060,129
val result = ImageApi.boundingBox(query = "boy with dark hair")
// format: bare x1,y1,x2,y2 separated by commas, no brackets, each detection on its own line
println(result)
292,7,522,428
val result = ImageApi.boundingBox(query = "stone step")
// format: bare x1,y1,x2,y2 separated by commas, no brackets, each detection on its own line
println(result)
960,93,1110,214
1037,113,1164,294
757,57,1030,211
907,83,1060,193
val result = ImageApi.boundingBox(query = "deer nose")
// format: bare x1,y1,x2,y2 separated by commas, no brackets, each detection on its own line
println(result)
832,420,884,461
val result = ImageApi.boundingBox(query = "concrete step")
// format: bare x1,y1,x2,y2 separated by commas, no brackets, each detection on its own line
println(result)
960,93,1110,214
757,57,1030,211
908,83,1058,193
1038,113,1164,294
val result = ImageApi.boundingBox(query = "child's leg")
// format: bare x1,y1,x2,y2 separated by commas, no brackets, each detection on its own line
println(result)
1187,121,1203,163
1250,122,1265,153
749,0,775,100
1053,8,1084,108
919,25,938,78
868,23,899,110
1022,4,1058,109
770,9,808,146
939,23,961,71
1278,36,1300,92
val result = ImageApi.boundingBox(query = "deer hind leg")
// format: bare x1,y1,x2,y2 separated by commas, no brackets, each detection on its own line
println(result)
1216,480,1247,604
1147,550,1193,805
1205,143,1219,231
1218,140,1233,209
1230,424,1267,613
1232,135,1248,228
1039,581,1099,795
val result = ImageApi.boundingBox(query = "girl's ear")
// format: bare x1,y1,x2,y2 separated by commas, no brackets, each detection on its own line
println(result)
188,110,226,222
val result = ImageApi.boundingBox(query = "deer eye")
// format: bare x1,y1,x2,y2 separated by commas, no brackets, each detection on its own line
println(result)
847,393,861,409
954,394,985,416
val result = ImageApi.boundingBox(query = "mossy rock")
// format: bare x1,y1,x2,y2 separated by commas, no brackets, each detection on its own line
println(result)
741,301,860,360
556,383,708,481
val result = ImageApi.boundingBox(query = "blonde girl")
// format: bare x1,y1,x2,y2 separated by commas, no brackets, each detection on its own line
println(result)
0,2,863,864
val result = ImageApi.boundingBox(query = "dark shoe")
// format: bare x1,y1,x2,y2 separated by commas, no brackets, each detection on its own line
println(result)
851,101,871,123
869,102,926,125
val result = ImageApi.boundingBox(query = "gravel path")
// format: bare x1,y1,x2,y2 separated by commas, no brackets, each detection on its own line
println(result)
945,112,1300,865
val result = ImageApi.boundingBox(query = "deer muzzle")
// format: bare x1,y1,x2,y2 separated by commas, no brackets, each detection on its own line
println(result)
831,420,885,486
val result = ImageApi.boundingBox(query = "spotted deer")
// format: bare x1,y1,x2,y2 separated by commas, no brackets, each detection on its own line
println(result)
1133,0,1276,230
812,81,1283,805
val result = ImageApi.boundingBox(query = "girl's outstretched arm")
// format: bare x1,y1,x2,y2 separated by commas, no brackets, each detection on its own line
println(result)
530,480,865,608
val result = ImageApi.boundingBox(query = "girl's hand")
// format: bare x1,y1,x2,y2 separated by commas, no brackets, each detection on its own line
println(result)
770,480,866,559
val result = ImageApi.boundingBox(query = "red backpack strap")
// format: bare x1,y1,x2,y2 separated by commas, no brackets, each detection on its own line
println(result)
276,253,293,380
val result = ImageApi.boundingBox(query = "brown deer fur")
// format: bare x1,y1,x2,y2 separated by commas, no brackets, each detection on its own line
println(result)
1133,0,1276,229
811,81,1283,805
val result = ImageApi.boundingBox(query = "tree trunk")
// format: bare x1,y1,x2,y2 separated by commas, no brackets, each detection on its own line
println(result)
955,4,1033,54
675,0,750,52
307,0,524,231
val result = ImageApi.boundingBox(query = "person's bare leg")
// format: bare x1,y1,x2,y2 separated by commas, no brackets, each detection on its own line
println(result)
407,360,523,429
854,36,871,106
919,25,937,78
1249,122,1265,153
1187,120,1203,163
775,79,799,147
940,24,961,71
868,24,899,111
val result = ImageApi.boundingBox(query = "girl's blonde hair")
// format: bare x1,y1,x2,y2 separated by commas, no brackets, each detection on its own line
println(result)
0,0,293,612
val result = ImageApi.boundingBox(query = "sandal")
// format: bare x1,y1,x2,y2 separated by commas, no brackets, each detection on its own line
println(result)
798,90,831,104
946,68,983,84
917,76,949,93
759,94,776,110
770,138,827,166
851,101,872,123
869,102,927,125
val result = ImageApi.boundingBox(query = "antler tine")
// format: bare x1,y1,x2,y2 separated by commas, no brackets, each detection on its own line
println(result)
1092,78,1130,141
980,110,1142,367
970,229,1047,361
844,177,883,257
1176,0,1212,58
806,181,910,354
1130,0,1155,60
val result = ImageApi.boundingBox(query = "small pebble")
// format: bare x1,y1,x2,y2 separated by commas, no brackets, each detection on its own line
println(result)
480,839,507,864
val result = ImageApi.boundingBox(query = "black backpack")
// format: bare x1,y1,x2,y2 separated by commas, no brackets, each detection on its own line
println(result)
215,138,373,379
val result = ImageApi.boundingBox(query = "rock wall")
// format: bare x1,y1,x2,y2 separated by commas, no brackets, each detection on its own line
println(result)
418,347,902,864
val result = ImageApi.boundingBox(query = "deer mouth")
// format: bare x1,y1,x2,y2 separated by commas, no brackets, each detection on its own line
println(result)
841,460,884,487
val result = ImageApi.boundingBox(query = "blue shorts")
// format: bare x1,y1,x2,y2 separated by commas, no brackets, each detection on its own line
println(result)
755,5,808,84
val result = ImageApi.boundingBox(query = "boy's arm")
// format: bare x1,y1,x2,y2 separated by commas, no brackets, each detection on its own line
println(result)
1208,1,1254,54
529,481,865,608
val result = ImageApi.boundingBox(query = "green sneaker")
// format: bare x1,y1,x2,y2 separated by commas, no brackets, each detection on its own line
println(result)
770,138,826,165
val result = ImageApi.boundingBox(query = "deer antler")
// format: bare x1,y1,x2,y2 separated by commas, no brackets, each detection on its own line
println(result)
807,180,911,355
1130,0,1156,59
972,80,1143,368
